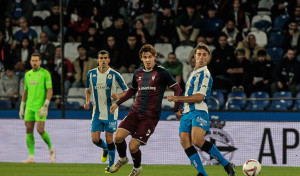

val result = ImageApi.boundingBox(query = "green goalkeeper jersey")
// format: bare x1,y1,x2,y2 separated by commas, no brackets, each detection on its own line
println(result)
24,68,52,110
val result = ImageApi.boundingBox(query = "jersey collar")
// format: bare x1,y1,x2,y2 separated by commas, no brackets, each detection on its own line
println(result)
143,64,158,72
98,66,111,74
194,66,207,72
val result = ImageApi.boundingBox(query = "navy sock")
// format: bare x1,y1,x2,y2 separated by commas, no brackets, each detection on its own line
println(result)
95,138,107,149
107,143,115,167
131,149,142,168
185,146,207,176
115,140,127,158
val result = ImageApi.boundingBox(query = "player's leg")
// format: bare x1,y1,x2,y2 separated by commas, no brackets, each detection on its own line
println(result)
23,109,35,163
180,113,207,176
36,111,55,163
128,138,142,176
91,119,108,162
103,120,118,170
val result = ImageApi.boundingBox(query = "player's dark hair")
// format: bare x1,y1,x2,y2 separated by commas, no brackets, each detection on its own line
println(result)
31,52,41,60
194,42,211,55
257,49,267,56
139,44,156,58
98,50,110,57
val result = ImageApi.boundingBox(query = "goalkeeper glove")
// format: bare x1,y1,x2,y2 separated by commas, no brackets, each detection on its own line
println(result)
19,101,25,120
39,99,50,117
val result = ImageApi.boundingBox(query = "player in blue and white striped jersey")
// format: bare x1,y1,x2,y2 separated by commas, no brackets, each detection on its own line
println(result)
84,50,128,173
167,43,236,176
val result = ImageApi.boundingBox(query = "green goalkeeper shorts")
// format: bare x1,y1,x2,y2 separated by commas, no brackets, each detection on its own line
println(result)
24,109,47,121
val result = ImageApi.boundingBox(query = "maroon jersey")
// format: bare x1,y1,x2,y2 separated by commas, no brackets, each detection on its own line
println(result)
131,64,177,118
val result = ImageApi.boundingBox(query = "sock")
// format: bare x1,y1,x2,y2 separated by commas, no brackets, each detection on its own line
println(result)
107,143,115,167
116,140,127,158
96,138,107,149
26,133,35,155
41,131,52,149
131,149,141,168
185,146,207,176
201,141,229,167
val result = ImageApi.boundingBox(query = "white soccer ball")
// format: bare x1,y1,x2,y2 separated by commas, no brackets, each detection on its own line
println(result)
242,159,262,176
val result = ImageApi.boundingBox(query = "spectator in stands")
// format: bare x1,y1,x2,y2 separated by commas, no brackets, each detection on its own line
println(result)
45,63,61,107
104,35,121,70
11,17,38,50
270,0,294,21
90,5,105,34
235,34,265,62
35,32,55,65
282,20,300,51
43,4,67,42
104,14,128,47
175,2,201,45
247,49,273,95
135,7,157,37
72,45,97,88
13,36,33,72
162,52,183,87
82,23,102,58
155,3,178,48
226,49,252,92
271,48,300,96
283,6,300,31
67,11,91,42
0,66,19,104
225,0,247,32
209,33,234,91
201,6,224,38
0,31,12,73
35,0,56,11
131,19,153,45
2,17,13,45
5,0,34,25
222,19,244,48
48,46,73,95
119,33,141,73
209,0,230,19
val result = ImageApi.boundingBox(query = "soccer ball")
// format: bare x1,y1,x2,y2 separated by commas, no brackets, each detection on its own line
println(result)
242,159,262,176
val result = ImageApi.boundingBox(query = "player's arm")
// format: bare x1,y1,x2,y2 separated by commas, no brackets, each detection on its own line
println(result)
167,93,205,103
84,88,91,110
111,90,127,100
19,89,28,119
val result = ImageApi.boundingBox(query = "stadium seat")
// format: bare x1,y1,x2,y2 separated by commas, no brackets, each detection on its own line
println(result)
257,0,273,15
251,15,272,32
33,10,51,20
207,97,219,110
121,73,133,87
0,100,12,109
162,90,174,110
31,26,42,42
211,90,225,109
226,92,247,110
52,42,60,47
64,42,81,62
293,92,300,110
269,91,293,110
154,43,173,63
273,14,289,31
49,101,58,110
67,87,86,107
65,101,80,109
267,30,284,48
175,45,194,63
249,30,268,47
246,91,270,110
266,47,284,65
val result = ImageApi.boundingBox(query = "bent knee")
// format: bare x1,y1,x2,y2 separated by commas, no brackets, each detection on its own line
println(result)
37,128,44,135
192,138,205,148
114,135,124,143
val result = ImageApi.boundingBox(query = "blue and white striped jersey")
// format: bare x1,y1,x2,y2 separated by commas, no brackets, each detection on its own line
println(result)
86,67,128,121
183,66,213,114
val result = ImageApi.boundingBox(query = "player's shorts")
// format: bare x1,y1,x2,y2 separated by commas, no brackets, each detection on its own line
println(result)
179,110,210,134
24,109,46,121
118,110,159,145
91,117,117,133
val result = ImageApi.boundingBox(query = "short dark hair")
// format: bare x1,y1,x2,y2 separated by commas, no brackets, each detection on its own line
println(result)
77,44,87,50
98,50,109,57
257,49,267,56
236,49,245,55
139,44,156,58
31,52,41,60
194,42,211,55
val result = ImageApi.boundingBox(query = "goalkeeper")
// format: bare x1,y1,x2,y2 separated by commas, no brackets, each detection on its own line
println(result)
19,53,55,163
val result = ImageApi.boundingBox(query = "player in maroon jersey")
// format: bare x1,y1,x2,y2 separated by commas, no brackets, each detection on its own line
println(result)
109,44,182,175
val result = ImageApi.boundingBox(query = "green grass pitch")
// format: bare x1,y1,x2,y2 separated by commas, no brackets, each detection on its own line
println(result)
0,163,299,176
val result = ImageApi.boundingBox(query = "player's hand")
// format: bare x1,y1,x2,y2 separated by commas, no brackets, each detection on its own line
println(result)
175,109,183,120
111,93,118,100
167,95,178,102
84,102,90,110
39,100,50,117
110,104,118,114
19,101,25,120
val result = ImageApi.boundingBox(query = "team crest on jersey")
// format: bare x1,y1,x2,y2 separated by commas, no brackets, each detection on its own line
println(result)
194,73,200,77
138,76,142,80
152,75,155,81
107,74,112,79
92,74,96,77
38,73,41,77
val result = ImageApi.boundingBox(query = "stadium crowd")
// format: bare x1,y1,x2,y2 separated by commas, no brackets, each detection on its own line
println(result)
0,0,300,110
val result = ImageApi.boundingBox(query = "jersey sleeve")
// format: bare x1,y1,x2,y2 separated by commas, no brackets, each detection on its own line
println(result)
197,72,210,96
162,68,177,88
86,71,91,89
45,70,52,89
24,75,28,90
115,73,128,91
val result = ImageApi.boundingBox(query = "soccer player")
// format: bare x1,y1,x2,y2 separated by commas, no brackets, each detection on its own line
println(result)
84,50,128,173
167,43,236,176
109,44,182,176
19,53,55,163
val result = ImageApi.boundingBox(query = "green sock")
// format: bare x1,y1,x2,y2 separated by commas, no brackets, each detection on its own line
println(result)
26,133,35,155
41,131,52,149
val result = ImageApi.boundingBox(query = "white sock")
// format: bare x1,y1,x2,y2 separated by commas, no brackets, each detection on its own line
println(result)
119,157,127,162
